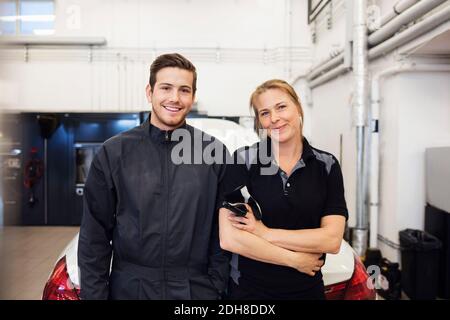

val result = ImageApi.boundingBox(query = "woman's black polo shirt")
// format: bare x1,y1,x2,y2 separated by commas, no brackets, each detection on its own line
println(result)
221,137,348,298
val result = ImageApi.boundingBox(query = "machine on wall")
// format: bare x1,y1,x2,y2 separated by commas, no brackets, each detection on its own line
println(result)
19,112,141,226
23,147,43,207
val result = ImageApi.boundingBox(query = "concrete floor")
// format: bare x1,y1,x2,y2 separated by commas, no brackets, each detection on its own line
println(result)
0,226,79,300
0,226,439,300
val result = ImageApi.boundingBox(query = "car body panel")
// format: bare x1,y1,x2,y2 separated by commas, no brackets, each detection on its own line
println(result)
187,118,260,154
321,241,355,285
61,233,354,288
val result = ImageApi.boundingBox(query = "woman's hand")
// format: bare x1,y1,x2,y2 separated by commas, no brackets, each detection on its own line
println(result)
289,252,325,276
227,204,268,238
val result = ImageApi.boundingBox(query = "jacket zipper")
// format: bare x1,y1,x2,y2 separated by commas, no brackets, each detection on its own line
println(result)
162,131,170,299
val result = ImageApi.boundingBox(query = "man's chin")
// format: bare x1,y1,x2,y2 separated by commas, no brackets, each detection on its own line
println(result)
161,117,186,129
151,109,188,130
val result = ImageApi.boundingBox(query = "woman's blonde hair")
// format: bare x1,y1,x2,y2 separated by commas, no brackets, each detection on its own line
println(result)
249,79,304,133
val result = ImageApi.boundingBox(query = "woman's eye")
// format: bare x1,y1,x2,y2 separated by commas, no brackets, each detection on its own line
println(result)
260,112,269,117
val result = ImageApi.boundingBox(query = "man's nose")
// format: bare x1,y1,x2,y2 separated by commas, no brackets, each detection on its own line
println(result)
169,89,180,102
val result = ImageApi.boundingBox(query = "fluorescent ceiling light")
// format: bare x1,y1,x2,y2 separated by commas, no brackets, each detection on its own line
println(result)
33,29,55,35
0,14,55,22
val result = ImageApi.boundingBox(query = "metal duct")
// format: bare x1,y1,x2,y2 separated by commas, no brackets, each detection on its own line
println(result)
309,64,351,89
368,0,447,46
307,4,450,88
369,4,450,59
368,0,420,33
0,36,107,46
307,53,345,81
352,0,369,257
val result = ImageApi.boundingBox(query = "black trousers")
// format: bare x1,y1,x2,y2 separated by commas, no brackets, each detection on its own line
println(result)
227,278,326,300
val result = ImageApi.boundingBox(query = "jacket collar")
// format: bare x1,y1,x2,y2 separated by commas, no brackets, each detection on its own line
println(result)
140,112,188,143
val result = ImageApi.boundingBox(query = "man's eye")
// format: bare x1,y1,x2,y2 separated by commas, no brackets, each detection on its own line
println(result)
161,87,170,90
181,89,191,93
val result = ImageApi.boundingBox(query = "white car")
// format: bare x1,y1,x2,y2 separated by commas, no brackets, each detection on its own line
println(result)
42,118,376,300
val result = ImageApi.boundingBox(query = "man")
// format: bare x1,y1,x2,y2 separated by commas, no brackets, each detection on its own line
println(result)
78,53,230,300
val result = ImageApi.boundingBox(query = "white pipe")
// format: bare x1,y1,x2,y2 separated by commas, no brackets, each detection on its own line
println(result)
307,52,345,81
368,0,420,33
368,0,447,47
351,0,369,257
381,0,420,25
369,63,450,248
304,0,351,82
0,36,107,46
308,5,450,89
369,4,450,59
398,20,450,56
309,64,351,89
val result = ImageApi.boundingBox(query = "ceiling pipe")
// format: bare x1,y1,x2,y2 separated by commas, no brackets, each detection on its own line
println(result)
368,0,420,33
308,0,354,86
368,0,447,47
310,64,351,89
307,4,450,89
369,4,450,59
0,36,107,46
309,0,421,79
398,20,450,56
307,52,345,81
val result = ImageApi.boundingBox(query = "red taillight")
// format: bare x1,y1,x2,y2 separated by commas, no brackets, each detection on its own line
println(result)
325,255,377,300
325,281,347,300
344,255,377,300
42,256,80,300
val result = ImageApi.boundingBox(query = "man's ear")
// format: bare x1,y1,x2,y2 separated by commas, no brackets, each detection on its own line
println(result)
145,84,152,103
187,94,196,113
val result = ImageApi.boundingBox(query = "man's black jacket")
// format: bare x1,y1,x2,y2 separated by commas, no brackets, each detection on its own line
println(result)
78,117,230,299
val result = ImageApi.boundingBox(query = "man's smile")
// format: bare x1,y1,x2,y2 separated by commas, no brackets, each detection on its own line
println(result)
163,105,182,113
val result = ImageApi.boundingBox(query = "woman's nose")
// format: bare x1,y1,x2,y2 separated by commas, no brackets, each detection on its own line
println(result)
270,111,279,123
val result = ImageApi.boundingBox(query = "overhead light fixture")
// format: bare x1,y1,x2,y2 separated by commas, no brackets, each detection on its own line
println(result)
33,29,55,36
0,14,55,22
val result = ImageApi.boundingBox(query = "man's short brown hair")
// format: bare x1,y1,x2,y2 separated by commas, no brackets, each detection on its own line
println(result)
149,53,197,94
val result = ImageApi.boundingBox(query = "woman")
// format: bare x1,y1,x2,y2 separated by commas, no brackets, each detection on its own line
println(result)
219,79,348,300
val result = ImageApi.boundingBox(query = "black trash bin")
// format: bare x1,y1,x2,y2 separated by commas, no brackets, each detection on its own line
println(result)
399,229,442,300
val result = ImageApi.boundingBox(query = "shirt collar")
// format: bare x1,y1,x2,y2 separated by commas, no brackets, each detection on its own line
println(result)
266,135,315,165
301,137,315,162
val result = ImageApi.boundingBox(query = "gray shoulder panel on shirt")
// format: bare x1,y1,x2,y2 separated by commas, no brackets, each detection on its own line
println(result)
312,149,335,174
